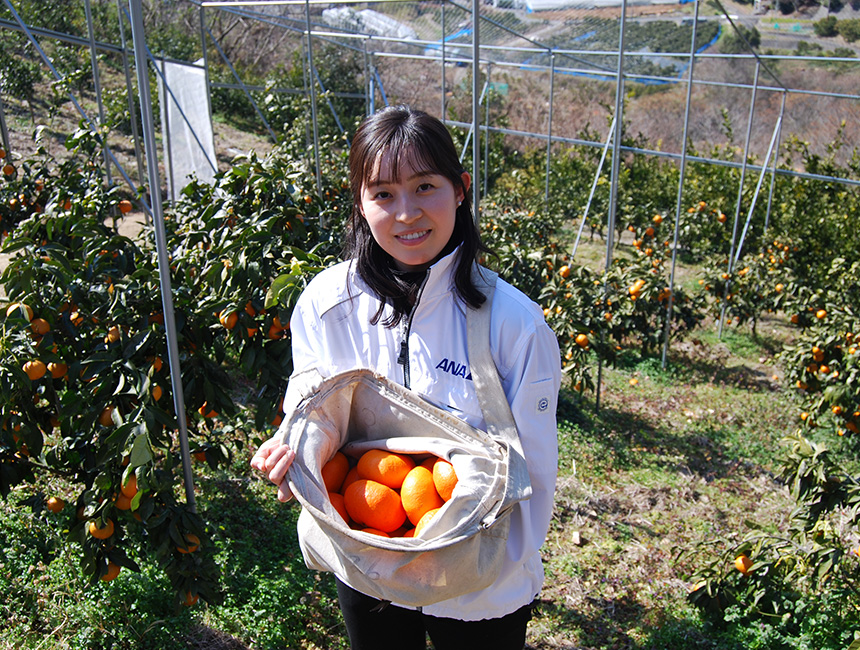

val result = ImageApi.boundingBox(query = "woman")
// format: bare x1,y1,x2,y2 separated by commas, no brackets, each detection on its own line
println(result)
251,105,560,650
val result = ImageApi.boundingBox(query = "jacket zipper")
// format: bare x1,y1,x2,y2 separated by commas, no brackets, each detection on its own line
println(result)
396,271,429,389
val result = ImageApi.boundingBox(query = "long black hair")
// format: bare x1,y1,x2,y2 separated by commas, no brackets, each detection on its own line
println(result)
344,105,492,327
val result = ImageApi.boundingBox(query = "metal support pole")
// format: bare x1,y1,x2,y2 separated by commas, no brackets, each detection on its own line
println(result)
368,63,376,114
305,0,322,200
762,91,787,239
199,5,215,153
471,0,480,223
159,58,176,205
661,0,700,369
734,111,784,266
363,39,371,117
545,50,555,207
596,0,627,413
0,91,11,155
719,59,760,337
441,0,446,122
483,62,490,197
127,0,196,513
570,116,615,261
85,0,112,189
116,0,146,213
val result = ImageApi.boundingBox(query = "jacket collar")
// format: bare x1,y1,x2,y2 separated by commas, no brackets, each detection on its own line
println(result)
419,246,462,300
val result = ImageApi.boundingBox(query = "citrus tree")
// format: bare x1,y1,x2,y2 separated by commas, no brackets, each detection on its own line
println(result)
0,122,347,606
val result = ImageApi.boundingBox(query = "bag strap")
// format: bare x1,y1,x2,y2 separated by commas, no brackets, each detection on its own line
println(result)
466,266,532,511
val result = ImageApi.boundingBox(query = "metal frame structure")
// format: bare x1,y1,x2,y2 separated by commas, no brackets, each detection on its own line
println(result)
1,0,858,496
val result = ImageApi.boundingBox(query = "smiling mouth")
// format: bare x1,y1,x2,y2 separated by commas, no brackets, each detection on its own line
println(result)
397,230,430,241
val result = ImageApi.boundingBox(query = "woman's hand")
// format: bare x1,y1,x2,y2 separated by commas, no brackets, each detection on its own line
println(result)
250,436,296,502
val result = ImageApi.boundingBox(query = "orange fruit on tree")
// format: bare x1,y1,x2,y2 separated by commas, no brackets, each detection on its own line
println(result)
198,402,218,418
321,451,350,493
121,474,138,498
815,309,827,320
46,496,65,513
101,562,121,582
652,214,663,225
118,199,133,214
219,311,238,330
575,333,589,348
104,325,121,344
3,163,15,176
734,554,753,575
329,491,350,523
356,449,415,489
114,493,132,510
432,459,458,502
99,406,117,427
23,359,47,381
177,533,200,554
401,466,444,526
88,518,115,540
343,479,406,533
47,362,68,379
558,265,571,279
30,317,50,336
414,507,441,538
151,384,163,401
6,302,33,321
267,323,284,340
183,591,199,607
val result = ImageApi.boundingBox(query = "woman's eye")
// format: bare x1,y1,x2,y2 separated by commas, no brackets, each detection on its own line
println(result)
417,183,433,192
374,190,391,200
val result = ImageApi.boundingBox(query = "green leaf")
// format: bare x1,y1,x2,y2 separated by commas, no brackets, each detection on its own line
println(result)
129,433,153,468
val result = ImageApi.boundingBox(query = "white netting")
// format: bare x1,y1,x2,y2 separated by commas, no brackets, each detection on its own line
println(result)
158,59,217,200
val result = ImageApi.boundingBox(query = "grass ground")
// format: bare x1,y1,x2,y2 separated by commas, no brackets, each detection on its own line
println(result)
0,303,801,649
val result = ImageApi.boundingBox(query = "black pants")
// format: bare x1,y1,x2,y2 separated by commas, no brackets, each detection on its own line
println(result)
336,579,533,650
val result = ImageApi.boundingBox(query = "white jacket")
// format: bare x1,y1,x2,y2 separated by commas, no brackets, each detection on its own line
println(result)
286,248,561,621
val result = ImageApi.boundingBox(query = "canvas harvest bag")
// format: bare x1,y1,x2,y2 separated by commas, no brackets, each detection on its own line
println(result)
280,269,533,607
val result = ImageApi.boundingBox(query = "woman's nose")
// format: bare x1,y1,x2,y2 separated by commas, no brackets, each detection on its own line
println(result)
394,197,420,222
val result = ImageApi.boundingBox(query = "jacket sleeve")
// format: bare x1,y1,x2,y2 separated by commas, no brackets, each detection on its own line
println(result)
281,286,326,417
498,315,561,562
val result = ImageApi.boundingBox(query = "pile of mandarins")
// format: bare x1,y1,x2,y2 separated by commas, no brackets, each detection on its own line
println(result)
322,448,459,539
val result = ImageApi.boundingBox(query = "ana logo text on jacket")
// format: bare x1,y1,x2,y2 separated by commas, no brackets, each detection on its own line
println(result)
435,358,473,381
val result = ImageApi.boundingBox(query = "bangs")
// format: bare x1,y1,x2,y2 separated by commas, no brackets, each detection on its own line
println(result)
362,139,443,187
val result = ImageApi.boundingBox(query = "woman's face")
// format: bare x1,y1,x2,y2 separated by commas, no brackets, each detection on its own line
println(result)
359,149,470,272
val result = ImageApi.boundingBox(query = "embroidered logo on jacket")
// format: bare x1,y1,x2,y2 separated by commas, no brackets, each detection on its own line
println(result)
435,358,473,381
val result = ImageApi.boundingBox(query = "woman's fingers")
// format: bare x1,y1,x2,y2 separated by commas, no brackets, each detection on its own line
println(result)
249,436,281,472
267,446,296,486
250,438,295,502
277,480,294,502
